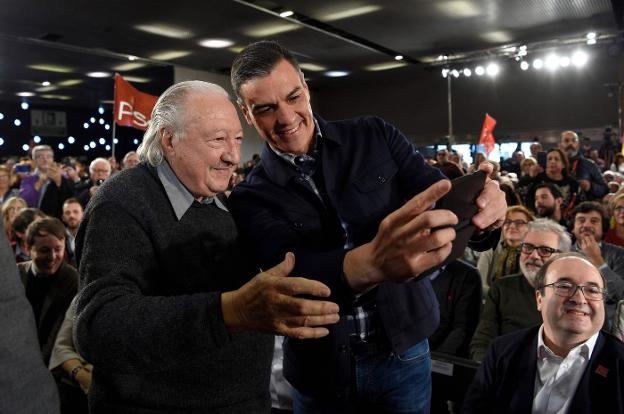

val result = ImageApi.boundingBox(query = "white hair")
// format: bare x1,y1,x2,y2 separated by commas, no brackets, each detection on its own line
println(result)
89,157,111,174
526,218,572,252
32,145,53,159
137,81,230,166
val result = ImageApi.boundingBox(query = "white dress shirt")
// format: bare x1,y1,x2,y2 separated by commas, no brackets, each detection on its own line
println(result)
533,325,600,414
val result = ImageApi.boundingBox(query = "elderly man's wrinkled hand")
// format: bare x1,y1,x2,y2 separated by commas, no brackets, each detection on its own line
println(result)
222,252,340,339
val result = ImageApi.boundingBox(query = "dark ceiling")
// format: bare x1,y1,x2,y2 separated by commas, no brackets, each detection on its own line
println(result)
0,0,621,108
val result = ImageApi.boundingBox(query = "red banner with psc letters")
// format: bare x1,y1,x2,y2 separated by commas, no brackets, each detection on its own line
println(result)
113,74,158,131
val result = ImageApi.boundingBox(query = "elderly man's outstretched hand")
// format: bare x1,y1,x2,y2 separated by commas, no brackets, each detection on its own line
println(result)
222,252,340,339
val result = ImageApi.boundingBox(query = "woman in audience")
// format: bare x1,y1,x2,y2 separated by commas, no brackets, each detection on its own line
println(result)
2,196,27,240
0,165,19,204
524,148,583,219
611,153,624,174
605,193,624,247
477,205,535,291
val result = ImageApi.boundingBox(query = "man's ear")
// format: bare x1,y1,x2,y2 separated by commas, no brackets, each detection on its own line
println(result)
160,128,175,155
238,103,253,126
536,290,543,311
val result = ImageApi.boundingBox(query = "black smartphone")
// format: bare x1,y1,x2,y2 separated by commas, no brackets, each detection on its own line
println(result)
15,164,31,174
537,151,547,169
417,170,487,279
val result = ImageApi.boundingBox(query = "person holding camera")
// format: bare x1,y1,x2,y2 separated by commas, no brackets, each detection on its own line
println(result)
19,145,75,219
76,158,111,208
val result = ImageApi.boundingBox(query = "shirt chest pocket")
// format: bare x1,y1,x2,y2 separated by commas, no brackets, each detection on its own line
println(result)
349,158,399,218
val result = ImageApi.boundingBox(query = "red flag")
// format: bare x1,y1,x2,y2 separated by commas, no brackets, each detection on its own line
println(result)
479,113,497,156
113,74,158,131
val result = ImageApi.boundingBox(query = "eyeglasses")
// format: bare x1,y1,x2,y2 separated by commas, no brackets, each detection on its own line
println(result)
542,281,605,301
520,242,560,258
614,206,624,213
503,219,528,227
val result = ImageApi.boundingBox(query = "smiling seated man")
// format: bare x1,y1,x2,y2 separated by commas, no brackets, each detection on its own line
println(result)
463,252,624,413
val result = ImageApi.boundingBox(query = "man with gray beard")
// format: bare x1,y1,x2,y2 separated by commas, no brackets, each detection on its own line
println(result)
470,219,571,361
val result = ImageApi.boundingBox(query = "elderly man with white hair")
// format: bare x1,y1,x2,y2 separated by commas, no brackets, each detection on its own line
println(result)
76,157,111,208
74,80,340,413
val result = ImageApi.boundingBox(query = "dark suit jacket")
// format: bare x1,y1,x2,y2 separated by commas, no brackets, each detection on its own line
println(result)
462,326,624,413
0,223,59,413
229,115,497,398
18,261,78,366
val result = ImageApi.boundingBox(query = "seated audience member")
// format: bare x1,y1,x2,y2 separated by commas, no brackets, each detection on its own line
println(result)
50,297,91,414
76,157,111,208
0,220,60,413
436,148,450,165
605,193,624,246
18,217,78,365
430,260,482,357
0,165,19,204
11,207,46,262
121,151,139,170
61,198,83,267
2,195,26,239
478,206,535,291
611,153,624,174
529,142,542,159
525,148,583,220
19,145,75,218
571,201,624,327
500,151,523,175
463,252,624,414
470,219,572,362
449,150,468,172
560,130,609,201
74,81,339,413
533,182,567,227
520,157,536,178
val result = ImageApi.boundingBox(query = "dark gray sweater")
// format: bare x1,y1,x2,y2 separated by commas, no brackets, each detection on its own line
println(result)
75,163,272,413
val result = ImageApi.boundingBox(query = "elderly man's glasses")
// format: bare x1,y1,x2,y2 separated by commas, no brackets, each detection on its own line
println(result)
503,219,528,227
542,281,605,301
520,242,560,258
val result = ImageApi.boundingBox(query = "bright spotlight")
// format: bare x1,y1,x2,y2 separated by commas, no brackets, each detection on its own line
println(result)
68,136,75,144
451,69,460,78
559,56,570,67
99,138,106,145
586,32,596,40
14,119,21,127
22,144,30,151
99,118,105,125
84,145,90,151
0,138,4,146
463,68,471,77
533,59,544,70
33,135,41,143
20,102,29,110
133,139,139,145
0,113,4,120
113,138,119,144
475,66,485,76
89,141,96,148
90,117,96,123
105,124,110,130
441,69,449,78
545,54,559,71
520,61,530,70
58,143,65,150
105,145,111,151
83,123,89,129
98,106,104,114
486,63,499,77
571,51,588,67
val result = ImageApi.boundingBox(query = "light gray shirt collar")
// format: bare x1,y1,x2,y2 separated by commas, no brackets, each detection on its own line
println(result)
156,161,228,221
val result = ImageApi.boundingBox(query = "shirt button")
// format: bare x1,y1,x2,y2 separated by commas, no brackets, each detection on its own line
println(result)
378,175,386,183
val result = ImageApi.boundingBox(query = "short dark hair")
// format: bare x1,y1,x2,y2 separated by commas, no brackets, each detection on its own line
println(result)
535,251,606,294
63,197,83,210
12,208,46,239
534,182,562,199
571,201,608,233
230,40,302,103
26,216,66,247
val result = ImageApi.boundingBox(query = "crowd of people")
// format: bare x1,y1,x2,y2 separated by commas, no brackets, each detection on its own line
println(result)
2,39,624,414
